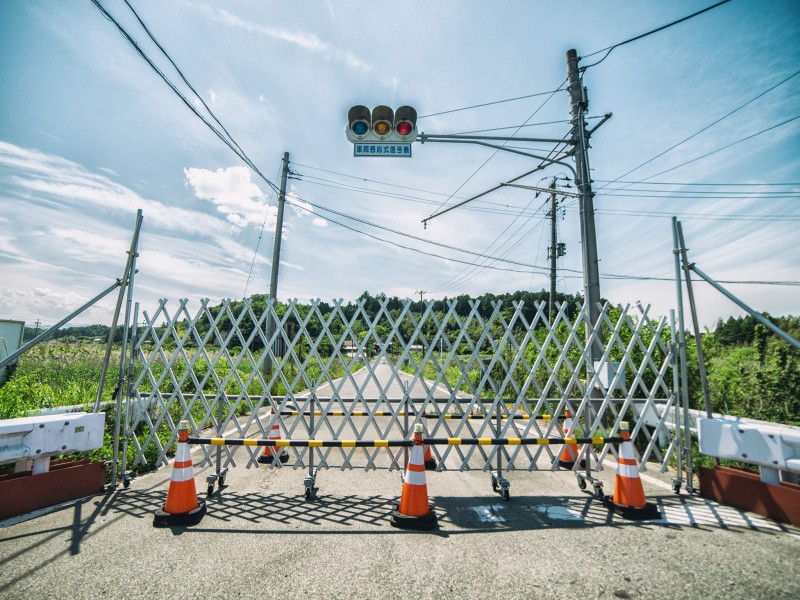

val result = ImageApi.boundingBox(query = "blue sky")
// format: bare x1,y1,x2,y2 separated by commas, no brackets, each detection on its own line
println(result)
1,0,798,329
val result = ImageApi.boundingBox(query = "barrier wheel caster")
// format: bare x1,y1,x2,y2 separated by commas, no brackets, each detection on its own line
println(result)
593,483,604,500
304,488,311,500
577,474,587,490
492,480,498,492
218,475,225,488
122,477,131,489
672,480,681,494
502,487,510,501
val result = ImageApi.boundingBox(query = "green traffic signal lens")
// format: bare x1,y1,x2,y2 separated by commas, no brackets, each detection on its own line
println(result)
352,121,368,135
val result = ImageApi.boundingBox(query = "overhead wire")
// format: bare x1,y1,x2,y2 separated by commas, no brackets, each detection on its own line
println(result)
285,191,574,275
634,114,800,182
600,69,800,189
581,0,733,69
89,0,280,196
418,89,566,119
121,0,250,163
424,78,568,219
594,179,800,187
283,196,553,276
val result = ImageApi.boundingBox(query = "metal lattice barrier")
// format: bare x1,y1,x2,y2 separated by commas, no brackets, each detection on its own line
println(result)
125,298,677,477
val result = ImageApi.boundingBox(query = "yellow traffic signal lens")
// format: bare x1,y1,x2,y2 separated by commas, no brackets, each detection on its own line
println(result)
374,121,391,136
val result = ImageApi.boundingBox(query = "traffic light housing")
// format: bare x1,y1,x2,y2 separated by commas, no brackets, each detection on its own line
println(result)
346,105,418,143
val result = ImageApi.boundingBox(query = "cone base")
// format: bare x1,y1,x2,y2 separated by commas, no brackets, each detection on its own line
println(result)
257,452,289,465
558,459,586,470
603,497,660,520
390,502,438,530
424,458,437,471
153,499,206,528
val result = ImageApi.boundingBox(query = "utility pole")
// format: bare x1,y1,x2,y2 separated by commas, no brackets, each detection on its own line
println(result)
269,151,290,303
264,152,290,377
567,50,603,365
567,48,604,430
548,178,558,320
415,290,425,303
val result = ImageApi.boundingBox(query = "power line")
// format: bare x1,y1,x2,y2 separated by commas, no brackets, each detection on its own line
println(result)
594,208,800,222
424,80,569,224
601,69,800,189
594,180,800,187
89,0,280,196
450,116,603,136
121,0,250,163
425,79,568,220
419,88,565,119
285,192,573,275
582,0,733,68
283,196,551,276
637,114,800,181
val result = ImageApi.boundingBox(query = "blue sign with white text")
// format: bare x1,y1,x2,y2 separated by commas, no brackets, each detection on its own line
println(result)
353,143,412,157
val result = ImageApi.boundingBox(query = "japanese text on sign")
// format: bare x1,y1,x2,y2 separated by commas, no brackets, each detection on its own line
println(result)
353,143,412,158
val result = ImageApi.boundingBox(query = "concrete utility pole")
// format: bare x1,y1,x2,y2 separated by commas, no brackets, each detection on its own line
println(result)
548,178,558,320
264,152,290,377
566,49,603,364
269,151,290,303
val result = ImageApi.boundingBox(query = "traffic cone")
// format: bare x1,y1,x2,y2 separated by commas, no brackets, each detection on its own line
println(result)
391,424,438,530
603,421,660,520
421,414,437,470
153,420,206,527
258,410,289,465
558,410,584,469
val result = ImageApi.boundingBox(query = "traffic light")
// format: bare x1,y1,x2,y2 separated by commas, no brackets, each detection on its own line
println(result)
346,105,418,143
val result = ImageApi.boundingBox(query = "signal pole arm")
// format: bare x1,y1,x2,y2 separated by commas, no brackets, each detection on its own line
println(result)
418,133,577,227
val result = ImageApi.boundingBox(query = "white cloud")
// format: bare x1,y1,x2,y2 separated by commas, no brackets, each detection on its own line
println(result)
191,4,370,72
0,286,116,324
48,228,128,263
0,142,225,238
184,165,271,228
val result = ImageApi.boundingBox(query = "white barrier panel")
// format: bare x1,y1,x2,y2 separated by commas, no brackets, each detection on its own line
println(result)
0,412,105,473
698,417,800,483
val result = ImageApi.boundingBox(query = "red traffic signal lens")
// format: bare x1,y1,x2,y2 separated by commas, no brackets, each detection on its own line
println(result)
395,121,413,136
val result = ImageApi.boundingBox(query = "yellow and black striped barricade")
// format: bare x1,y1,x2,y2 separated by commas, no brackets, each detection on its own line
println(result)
188,435,621,448
187,434,622,503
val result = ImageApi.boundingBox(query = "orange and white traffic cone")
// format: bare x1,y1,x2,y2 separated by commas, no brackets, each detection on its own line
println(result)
153,420,206,527
391,424,438,530
558,410,584,469
258,410,289,465
603,421,660,520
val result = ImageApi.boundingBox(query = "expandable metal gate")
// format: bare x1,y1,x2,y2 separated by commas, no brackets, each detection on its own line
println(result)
123,298,681,501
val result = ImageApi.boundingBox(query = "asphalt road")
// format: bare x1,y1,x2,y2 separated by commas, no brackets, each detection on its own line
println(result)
2,453,798,600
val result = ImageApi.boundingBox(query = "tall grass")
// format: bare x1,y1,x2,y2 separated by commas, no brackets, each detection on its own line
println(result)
0,342,119,419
